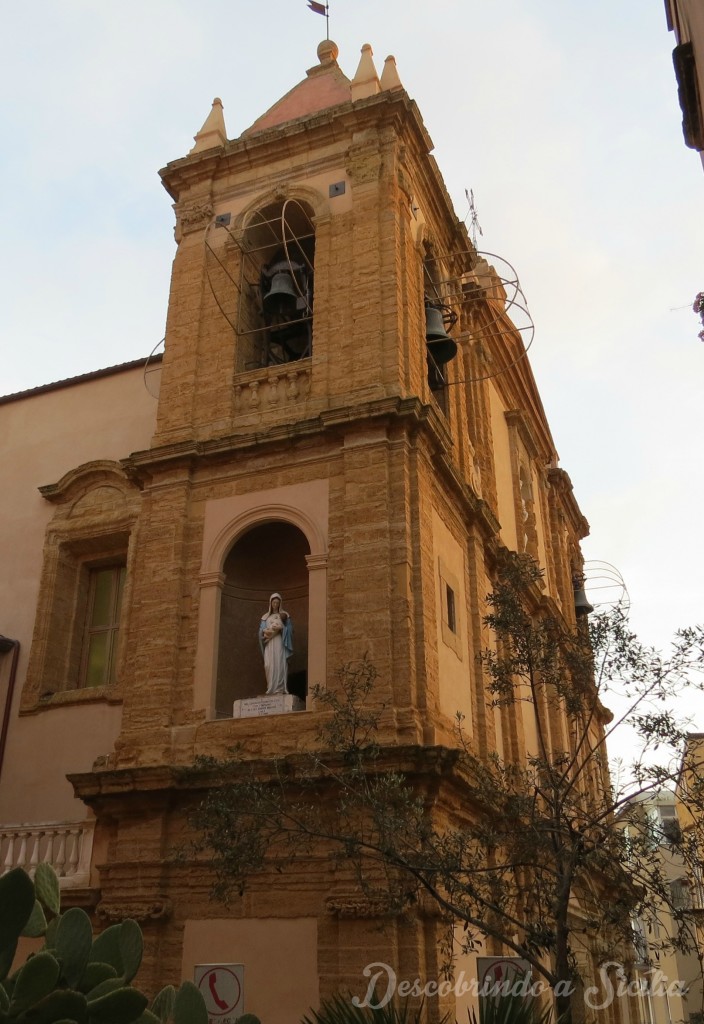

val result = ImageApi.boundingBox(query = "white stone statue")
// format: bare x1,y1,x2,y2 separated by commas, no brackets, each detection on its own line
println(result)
258,593,293,695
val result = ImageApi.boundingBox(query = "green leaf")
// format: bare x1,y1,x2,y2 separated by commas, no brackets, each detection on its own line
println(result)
79,962,118,994
21,989,88,1024
9,951,61,1014
117,921,143,983
0,939,17,983
0,868,35,953
55,908,93,989
87,986,148,1023
84,977,124,1001
21,900,48,938
33,864,61,916
173,981,208,1024
43,914,60,952
89,925,123,973
132,1013,160,1024
150,985,176,1022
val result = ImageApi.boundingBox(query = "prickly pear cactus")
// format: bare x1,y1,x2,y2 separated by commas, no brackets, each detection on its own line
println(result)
0,863,207,1024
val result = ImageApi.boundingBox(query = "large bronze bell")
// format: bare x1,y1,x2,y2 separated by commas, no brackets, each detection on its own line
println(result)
263,271,299,319
573,581,594,616
425,303,457,365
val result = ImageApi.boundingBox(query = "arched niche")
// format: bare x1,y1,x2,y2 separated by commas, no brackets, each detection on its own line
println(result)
215,521,310,715
193,486,329,721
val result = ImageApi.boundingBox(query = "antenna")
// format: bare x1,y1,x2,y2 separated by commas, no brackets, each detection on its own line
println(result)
464,188,483,248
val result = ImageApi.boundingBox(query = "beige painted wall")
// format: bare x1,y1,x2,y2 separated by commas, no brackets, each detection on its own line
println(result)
487,387,517,551
0,366,157,823
431,509,472,730
182,918,319,1024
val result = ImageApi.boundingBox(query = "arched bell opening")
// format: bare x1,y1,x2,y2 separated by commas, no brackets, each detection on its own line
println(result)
422,247,458,417
215,521,310,717
236,199,316,371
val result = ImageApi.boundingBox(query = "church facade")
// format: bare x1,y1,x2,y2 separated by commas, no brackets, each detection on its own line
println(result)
0,40,597,1024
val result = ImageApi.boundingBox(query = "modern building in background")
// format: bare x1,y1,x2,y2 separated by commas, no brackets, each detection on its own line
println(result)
628,792,703,1024
1,38,614,1022
664,0,704,166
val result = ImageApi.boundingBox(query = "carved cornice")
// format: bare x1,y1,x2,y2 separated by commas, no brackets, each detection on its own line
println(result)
122,396,443,482
96,897,172,924
159,91,431,204
325,894,401,918
175,200,214,241
505,409,540,460
548,467,590,539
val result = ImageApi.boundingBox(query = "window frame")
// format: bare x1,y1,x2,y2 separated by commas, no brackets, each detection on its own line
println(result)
21,461,138,713
78,562,127,689
438,556,463,659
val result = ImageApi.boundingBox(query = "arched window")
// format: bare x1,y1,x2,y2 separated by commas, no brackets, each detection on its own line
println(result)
215,521,310,716
236,199,316,372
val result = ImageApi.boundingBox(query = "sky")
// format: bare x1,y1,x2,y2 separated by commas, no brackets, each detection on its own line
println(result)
1,1,703,728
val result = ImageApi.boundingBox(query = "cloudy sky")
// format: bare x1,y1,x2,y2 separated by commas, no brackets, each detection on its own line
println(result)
2,2,703,723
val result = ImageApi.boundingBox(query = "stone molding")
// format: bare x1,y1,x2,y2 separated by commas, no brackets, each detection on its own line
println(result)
96,897,173,924
325,894,401,918
176,201,214,237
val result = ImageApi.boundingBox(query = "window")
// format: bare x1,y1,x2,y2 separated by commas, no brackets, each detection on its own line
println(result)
79,565,125,688
21,459,138,711
438,556,462,658
445,584,457,634
649,803,682,845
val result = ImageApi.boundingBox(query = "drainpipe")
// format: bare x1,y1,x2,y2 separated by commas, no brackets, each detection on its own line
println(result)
0,636,20,783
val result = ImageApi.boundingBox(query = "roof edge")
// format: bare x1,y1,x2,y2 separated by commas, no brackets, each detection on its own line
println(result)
0,354,163,407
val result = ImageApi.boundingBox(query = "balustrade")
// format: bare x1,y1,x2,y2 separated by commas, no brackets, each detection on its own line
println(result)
0,821,94,888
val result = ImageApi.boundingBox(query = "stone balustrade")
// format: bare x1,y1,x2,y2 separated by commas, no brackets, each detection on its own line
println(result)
0,821,94,888
234,361,311,417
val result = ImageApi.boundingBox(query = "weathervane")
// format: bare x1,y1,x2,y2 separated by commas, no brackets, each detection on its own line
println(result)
307,0,330,40
464,188,483,248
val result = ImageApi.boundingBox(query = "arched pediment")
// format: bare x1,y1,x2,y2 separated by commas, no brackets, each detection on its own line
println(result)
38,460,135,505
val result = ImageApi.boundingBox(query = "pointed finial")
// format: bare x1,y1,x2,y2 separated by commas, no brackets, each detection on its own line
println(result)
351,43,380,101
380,55,403,91
189,97,227,155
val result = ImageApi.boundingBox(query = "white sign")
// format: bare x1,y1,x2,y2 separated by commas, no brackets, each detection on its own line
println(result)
476,957,532,998
233,694,305,718
194,963,244,1024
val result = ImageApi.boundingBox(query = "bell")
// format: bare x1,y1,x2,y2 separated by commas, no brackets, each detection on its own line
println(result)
263,271,298,319
573,582,594,617
425,304,457,365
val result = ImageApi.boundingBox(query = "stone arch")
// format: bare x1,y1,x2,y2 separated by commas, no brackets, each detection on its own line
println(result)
204,502,325,576
233,191,324,371
194,499,328,719
234,183,328,234
216,521,310,714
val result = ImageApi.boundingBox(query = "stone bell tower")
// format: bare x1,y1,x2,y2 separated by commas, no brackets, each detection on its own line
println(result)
68,38,590,1022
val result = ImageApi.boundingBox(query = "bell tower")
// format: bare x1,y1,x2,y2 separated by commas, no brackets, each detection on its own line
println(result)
67,39,592,1021
115,37,500,745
